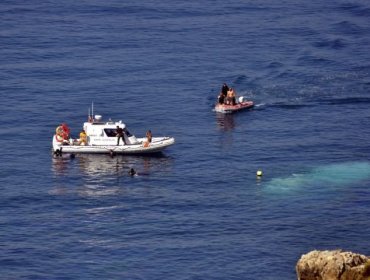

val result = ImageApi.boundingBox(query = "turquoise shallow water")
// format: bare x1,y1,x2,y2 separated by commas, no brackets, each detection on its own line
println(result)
1,1,370,279
265,162,370,193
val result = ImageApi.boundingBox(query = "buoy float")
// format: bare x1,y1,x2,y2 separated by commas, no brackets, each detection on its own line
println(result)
256,170,263,177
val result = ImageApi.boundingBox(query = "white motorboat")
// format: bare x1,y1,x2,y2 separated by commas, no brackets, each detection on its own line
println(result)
52,114,175,155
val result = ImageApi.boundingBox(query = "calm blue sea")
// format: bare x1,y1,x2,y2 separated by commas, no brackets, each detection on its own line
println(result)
1,1,370,279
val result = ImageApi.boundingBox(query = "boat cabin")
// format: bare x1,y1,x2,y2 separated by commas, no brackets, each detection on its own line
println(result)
83,115,138,145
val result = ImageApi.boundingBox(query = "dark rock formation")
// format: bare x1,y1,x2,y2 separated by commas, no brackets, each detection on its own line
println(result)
296,250,370,280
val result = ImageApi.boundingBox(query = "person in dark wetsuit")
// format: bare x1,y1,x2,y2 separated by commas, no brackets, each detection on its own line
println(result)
218,83,229,104
116,126,126,145
128,168,137,176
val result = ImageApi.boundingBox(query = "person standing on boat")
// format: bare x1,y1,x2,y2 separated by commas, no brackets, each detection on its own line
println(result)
116,126,126,145
218,83,229,104
221,83,229,95
226,87,236,105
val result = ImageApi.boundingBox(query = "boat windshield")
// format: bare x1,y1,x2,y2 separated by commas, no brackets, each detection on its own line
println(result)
104,128,133,137
124,128,133,137
104,128,117,137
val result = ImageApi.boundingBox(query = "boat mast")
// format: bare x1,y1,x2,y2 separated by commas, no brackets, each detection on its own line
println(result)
88,102,94,122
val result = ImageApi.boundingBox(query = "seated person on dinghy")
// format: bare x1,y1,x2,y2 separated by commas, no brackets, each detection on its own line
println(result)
143,130,152,147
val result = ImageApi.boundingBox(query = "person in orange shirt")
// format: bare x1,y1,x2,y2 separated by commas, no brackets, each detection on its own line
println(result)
78,129,87,145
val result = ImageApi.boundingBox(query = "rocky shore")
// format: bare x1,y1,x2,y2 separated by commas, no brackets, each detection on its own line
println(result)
296,250,370,280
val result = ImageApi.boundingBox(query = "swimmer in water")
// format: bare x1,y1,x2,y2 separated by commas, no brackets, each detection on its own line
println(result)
128,168,137,176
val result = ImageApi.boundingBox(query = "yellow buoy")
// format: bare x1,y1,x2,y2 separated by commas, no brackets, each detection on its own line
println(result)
256,170,263,177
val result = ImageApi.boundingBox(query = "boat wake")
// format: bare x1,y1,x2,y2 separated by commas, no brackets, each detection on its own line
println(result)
257,96,370,110
317,97,370,105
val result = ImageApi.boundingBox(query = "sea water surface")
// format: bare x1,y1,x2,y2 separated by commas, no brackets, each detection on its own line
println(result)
1,1,370,279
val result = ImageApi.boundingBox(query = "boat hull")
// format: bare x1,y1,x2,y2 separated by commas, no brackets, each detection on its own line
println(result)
214,101,254,114
53,137,175,155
